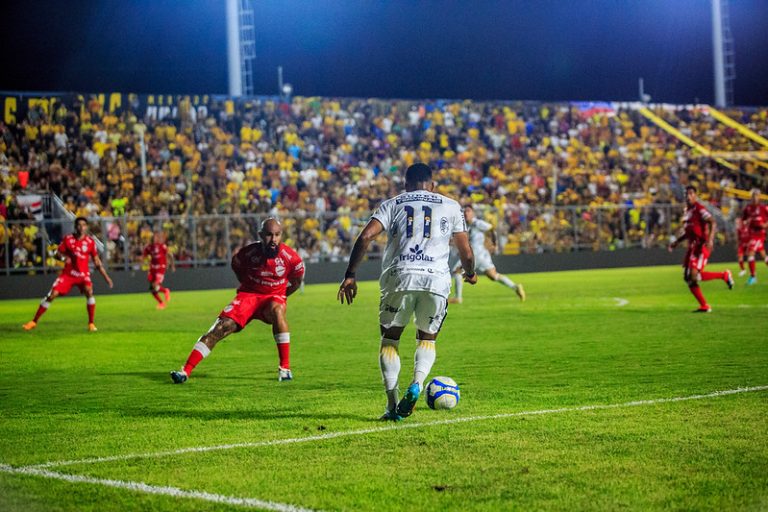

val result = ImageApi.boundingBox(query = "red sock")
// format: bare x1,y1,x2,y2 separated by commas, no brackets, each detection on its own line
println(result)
87,298,96,323
749,260,756,276
151,291,163,304
275,333,290,369
182,342,210,376
699,271,724,281
738,260,745,270
689,285,708,308
33,302,50,322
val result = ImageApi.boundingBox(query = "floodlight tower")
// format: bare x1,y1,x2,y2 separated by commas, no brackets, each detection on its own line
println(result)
226,0,256,97
711,0,736,106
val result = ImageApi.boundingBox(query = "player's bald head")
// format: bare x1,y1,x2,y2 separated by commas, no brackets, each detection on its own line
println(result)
259,218,282,257
260,217,282,234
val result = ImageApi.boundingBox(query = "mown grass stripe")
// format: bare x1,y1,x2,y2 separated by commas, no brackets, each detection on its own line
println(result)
0,464,320,512
24,385,768,470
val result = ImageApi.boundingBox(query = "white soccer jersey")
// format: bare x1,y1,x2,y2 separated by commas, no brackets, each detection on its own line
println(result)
468,218,493,251
372,190,466,298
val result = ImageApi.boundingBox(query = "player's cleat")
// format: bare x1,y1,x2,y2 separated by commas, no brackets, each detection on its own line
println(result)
22,321,37,331
738,269,747,277
693,306,712,313
747,276,757,285
379,410,403,422
447,297,462,304
156,302,166,310
395,382,421,418
163,288,171,303
724,270,734,290
170,370,188,384
88,323,98,332
278,367,293,382
516,283,526,301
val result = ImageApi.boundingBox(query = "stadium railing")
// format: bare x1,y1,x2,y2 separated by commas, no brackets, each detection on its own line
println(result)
1,203,726,276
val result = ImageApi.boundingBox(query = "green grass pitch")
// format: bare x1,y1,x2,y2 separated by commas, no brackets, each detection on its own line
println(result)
1,264,767,511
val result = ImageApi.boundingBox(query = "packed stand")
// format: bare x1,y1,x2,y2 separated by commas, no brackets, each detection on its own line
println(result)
1,93,766,270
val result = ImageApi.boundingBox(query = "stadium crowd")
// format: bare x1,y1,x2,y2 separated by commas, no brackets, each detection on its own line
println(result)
1,93,766,269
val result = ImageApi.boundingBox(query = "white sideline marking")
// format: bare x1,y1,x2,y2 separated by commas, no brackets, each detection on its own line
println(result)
26,385,768,470
0,464,318,512
613,297,629,307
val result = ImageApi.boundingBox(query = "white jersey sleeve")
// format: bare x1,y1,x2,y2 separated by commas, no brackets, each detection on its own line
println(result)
468,218,493,250
375,190,465,298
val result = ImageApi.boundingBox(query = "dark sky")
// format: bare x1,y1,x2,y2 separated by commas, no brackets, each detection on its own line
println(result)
2,0,767,105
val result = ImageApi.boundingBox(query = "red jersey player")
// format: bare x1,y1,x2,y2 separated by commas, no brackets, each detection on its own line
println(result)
735,218,751,277
143,232,175,309
740,188,768,285
170,218,305,383
668,186,733,312
23,217,114,331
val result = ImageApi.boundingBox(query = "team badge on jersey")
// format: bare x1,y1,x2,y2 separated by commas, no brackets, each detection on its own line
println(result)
274,257,286,277
440,217,449,235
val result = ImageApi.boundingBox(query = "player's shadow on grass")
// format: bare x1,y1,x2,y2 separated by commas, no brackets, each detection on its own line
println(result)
122,407,364,422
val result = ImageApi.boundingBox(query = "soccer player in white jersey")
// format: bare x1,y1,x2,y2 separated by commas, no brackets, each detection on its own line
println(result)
338,163,477,421
449,204,525,303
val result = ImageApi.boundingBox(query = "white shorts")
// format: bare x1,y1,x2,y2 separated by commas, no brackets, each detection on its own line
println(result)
474,248,495,273
379,290,448,335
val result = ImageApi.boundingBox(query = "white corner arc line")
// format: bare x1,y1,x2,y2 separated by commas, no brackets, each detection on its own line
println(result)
24,385,768,470
613,297,629,307
0,464,319,512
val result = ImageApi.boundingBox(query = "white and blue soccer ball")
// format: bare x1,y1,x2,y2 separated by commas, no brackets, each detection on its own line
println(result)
426,376,460,410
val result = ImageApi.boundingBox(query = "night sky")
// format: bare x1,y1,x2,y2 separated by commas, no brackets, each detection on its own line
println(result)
1,0,767,105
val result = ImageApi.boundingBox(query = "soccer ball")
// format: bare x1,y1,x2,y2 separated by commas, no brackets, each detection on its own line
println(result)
426,376,460,410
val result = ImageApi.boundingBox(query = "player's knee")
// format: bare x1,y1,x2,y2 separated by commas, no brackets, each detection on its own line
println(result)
267,301,286,319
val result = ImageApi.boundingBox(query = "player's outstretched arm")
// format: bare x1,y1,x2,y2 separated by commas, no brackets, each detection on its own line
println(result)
338,218,384,304
668,228,687,251
93,253,113,288
453,232,477,284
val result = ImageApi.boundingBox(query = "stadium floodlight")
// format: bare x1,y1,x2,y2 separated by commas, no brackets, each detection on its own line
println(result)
226,0,255,97
711,0,735,106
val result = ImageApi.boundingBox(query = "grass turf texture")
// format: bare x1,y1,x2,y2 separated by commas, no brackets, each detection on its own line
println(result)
0,264,766,511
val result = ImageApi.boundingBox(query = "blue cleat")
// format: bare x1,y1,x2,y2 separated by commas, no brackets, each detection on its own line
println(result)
747,276,757,286
379,410,403,422
170,370,188,384
395,382,421,418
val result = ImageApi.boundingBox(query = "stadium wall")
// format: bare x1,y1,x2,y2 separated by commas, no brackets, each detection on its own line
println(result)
0,248,736,300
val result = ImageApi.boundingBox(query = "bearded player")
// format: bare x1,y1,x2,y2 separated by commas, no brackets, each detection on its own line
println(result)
740,188,768,285
23,217,114,331
143,231,175,309
668,186,733,312
170,218,304,383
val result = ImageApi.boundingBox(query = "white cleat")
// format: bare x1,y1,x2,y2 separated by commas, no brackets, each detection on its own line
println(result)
515,284,526,301
738,269,747,277
278,367,293,382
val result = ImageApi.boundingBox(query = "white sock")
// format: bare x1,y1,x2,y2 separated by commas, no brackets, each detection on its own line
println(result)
193,341,211,358
495,274,517,290
379,338,401,411
413,339,436,390
453,273,463,299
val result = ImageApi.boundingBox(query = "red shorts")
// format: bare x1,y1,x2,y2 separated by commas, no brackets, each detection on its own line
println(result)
219,292,286,329
684,244,711,273
747,237,765,254
737,243,749,258
148,267,166,284
52,273,93,295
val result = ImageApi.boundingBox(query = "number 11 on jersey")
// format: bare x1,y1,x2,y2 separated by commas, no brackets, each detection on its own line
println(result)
404,205,432,239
